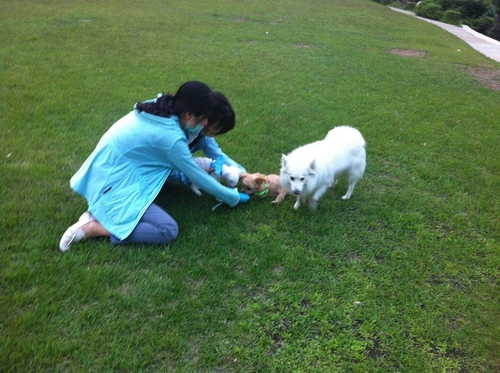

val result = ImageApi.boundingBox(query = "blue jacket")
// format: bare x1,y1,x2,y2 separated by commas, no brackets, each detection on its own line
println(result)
70,110,240,240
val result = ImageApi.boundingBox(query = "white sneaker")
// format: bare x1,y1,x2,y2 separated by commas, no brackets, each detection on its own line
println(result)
59,212,95,252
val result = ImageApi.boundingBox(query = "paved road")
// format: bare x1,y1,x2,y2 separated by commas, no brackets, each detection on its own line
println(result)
389,7,500,63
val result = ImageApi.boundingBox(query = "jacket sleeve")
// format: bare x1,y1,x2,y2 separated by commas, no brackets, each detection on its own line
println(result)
196,136,247,172
168,139,240,207
167,169,191,185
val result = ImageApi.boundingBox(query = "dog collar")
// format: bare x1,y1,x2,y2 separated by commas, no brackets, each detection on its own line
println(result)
255,184,269,196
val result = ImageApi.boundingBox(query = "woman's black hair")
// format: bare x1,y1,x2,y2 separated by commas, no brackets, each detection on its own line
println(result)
135,81,216,119
202,91,235,137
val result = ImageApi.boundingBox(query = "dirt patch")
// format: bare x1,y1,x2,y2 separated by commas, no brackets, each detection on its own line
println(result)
467,67,500,91
292,44,314,49
389,49,500,91
391,48,427,58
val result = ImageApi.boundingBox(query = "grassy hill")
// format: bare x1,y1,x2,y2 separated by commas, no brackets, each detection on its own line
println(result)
1,0,499,371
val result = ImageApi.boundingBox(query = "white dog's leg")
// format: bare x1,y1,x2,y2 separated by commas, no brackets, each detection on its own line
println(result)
308,198,318,211
342,161,365,200
294,196,302,209
313,185,329,201
341,178,359,200
309,185,329,210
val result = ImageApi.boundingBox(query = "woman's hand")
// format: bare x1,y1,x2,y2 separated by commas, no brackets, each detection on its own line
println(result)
238,193,250,204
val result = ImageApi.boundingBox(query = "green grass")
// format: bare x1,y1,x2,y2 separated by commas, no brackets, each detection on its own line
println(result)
1,0,499,371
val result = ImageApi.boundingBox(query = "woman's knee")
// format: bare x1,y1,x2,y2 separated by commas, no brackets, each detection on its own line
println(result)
160,220,179,242
110,220,178,245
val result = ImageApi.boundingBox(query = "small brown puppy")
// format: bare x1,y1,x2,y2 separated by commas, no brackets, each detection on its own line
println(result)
240,173,287,204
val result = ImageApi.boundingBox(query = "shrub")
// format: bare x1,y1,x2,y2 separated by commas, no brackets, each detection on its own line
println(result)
416,2,445,19
464,15,496,33
457,0,493,18
492,17,500,40
435,0,460,9
404,2,418,10
371,0,394,5
441,9,462,24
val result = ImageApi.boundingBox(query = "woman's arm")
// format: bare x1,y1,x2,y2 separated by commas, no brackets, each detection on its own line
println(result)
193,136,246,172
168,140,240,207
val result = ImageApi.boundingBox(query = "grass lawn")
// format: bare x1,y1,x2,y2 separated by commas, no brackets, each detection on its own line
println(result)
1,0,499,371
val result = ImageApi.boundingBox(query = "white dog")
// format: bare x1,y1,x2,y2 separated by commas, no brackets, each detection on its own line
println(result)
191,157,242,196
280,126,366,210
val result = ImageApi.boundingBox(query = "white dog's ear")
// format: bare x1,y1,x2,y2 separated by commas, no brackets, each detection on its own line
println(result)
281,154,287,167
309,159,316,170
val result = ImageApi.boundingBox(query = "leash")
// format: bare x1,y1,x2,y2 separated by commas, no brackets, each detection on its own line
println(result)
211,201,223,211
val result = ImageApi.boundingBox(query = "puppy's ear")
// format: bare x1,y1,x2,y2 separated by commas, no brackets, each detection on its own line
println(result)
255,176,266,188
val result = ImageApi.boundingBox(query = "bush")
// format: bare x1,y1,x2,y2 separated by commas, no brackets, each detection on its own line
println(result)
464,15,496,33
371,0,394,4
416,2,445,19
404,2,418,10
457,0,493,18
492,17,500,40
441,9,462,24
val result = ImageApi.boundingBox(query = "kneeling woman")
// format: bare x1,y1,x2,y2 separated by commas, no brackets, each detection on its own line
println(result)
60,81,249,251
